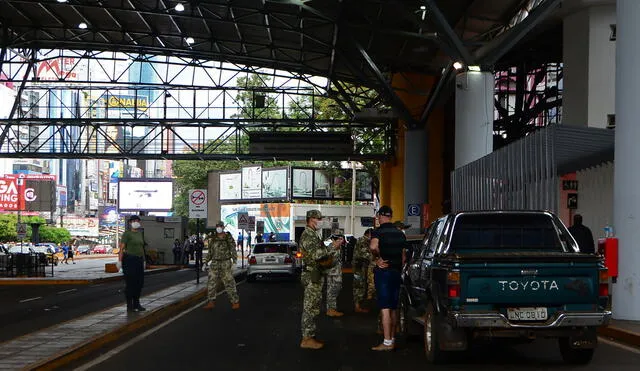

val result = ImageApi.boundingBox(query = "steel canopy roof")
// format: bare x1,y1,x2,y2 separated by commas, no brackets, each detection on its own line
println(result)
0,0,551,87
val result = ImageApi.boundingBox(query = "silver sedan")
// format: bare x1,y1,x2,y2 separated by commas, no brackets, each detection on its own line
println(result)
247,242,299,282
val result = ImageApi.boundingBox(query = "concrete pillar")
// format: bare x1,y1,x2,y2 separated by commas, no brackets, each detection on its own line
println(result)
613,0,640,321
562,0,616,127
454,71,493,168
404,129,428,234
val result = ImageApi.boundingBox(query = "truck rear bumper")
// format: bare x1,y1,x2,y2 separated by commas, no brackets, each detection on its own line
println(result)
450,311,611,329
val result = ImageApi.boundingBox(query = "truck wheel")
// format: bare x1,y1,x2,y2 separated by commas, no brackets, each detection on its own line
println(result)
558,338,594,365
424,303,446,364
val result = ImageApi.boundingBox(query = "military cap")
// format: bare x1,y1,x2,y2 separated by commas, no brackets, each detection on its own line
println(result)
215,220,225,227
331,229,345,239
306,209,323,219
393,220,412,229
377,205,393,217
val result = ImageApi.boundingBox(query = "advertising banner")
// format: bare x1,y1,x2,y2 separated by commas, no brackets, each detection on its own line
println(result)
219,172,241,201
241,165,262,199
220,203,291,241
292,168,312,198
64,216,100,237
261,168,287,199
313,170,332,199
0,175,56,211
356,171,374,201
117,179,173,211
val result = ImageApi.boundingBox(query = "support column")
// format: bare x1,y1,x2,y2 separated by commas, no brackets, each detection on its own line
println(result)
454,71,493,168
613,0,640,321
404,129,427,234
563,0,616,127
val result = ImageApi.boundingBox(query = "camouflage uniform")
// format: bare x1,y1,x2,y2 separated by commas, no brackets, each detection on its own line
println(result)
300,220,330,339
324,244,342,311
352,235,372,304
204,232,239,304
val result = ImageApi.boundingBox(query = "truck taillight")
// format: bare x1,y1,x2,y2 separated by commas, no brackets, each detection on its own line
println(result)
295,252,303,258
284,256,293,263
248,256,257,265
598,283,609,297
599,268,609,297
599,269,609,283
448,284,461,298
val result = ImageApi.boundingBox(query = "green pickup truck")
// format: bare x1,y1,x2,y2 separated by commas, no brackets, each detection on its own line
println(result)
400,211,611,365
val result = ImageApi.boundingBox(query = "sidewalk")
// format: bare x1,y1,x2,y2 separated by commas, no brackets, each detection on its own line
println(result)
598,319,640,348
0,257,180,285
0,268,246,370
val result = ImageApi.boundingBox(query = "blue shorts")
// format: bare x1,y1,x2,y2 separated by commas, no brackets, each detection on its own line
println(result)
374,268,402,309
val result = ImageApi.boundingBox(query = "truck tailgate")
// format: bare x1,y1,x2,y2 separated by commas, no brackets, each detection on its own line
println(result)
461,263,598,306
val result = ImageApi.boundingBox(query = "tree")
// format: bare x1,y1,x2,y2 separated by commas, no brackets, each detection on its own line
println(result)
0,214,69,243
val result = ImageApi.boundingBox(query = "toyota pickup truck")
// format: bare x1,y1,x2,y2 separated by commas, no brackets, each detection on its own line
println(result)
400,211,611,365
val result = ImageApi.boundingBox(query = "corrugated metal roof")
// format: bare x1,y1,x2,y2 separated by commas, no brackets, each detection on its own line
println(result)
551,125,615,174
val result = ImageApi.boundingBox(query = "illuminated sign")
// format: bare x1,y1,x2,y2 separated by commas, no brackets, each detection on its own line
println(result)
100,95,149,111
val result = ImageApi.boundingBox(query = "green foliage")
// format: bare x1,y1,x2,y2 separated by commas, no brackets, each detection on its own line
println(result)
0,214,69,243
39,225,72,244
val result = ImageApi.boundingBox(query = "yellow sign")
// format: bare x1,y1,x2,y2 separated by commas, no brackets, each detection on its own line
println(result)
101,95,149,111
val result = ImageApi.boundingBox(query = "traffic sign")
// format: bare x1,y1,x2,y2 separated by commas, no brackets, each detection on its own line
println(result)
237,212,249,230
16,223,27,240
188,189,208,219
247,216,256,232
408,204,421,216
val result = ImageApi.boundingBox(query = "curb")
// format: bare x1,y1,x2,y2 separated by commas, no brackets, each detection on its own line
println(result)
598,326,640,348
0,266,181,286
29,270,246,371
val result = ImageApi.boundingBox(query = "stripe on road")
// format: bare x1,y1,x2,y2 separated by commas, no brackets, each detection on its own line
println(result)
599,337,640,354
58,289,78,295
19,296,42,303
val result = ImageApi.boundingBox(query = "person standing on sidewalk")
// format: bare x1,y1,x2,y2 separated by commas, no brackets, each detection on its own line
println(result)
568,214,595,254
325,231,345,317
353,228,373,314
120,215,146,312
202,221,239,310
369,206,407,351
299,210,334,350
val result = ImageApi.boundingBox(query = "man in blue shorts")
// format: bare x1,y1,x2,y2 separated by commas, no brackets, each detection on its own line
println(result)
369,205,407,351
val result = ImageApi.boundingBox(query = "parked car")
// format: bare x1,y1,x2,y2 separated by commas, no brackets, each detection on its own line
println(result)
77,245,92,254
247,242,299,282
32,246,59,266
8,245,35,254
400,211,611,365
92,245,112,254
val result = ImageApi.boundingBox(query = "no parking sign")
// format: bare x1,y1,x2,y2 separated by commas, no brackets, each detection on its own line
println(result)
188,189,207,219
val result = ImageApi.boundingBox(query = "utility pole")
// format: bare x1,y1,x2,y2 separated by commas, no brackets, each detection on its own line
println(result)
350,161,356,234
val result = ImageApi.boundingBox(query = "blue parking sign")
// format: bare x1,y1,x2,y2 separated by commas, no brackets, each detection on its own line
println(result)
408,204,421,216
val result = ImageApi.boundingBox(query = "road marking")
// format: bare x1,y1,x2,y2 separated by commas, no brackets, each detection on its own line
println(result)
19,296,42,303
599,336,640,354
58,289,78,295
74,280,245,371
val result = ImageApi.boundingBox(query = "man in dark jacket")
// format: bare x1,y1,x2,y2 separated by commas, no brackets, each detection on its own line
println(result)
568,214,595,254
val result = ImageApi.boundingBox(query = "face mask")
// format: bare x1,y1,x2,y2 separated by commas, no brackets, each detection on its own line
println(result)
131,222,141,229
216,227,223,233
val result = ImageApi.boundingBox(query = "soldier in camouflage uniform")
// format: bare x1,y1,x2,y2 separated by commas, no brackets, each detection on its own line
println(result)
202,221,240,310
299,209,333,350
324,231,345,317
352,228,373,313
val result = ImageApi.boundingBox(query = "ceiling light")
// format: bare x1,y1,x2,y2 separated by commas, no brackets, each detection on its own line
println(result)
420,5,426,10
56,0,68,3
468,65,481,72
453,61,464,70
175,3,185,12
78,22,88,29
185,37,195,44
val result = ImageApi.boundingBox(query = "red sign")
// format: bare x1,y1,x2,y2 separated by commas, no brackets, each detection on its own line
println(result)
0,177,25,211
36,58,78,81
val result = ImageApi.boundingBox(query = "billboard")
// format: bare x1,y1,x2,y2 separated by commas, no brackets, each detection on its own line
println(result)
219,172,241,201
64,217,99,237
313,170,332,199
0,175,56,211
118,179,173,211
262,168,288,199
241,165,262,199
292,168,313,198
220,203,291,240
36,57,81,81
23,179,56,212
100,94,149,112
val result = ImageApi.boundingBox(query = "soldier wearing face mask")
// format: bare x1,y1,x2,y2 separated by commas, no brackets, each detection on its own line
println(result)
202,221,239,310
119,215,147,312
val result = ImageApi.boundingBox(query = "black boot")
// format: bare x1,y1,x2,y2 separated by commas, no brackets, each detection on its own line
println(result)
133,298,146,312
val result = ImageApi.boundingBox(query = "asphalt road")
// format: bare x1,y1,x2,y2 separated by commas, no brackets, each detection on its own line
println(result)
0,268,199,343
78,275,640,371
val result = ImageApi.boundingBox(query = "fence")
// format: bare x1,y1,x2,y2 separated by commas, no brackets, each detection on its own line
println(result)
0,253,48,277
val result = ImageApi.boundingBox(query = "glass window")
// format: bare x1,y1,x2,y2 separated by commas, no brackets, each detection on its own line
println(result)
252,244,291,254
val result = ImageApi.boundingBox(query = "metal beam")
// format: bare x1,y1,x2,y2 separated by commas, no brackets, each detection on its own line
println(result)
422,0,474,64
420,62,454,126
0,49,34,148
352,40,419,129
474,0,562,65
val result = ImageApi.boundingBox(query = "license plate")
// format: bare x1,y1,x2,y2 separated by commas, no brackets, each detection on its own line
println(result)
507,307,548,321
264,257,276,262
